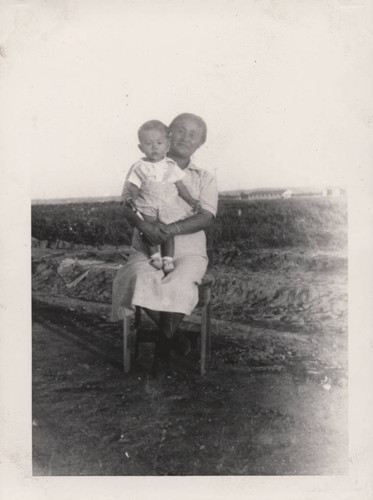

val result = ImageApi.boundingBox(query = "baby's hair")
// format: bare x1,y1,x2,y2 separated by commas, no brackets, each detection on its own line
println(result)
138,120,170,142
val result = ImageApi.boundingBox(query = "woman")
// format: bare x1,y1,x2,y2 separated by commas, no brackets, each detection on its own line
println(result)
111,113,218,368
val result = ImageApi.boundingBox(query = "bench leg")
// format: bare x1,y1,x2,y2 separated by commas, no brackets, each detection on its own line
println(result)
200,285,212,376
206,303,211,361
123,315,131,373
134,307,142,359
201,304,208,376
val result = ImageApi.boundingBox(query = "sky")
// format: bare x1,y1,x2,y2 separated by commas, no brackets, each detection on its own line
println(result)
1,0,372,199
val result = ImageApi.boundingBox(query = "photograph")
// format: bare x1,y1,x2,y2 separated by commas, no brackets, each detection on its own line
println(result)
1,0,372,498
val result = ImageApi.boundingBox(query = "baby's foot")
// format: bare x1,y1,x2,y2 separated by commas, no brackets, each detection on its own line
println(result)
150,254,162,269
162,258,174,274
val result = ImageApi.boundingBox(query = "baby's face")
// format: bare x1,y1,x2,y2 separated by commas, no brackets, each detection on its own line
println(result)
139,129,169,162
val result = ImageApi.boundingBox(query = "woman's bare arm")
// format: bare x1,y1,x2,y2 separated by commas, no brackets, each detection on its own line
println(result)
161,208,214,237
175,180,198,209
122,203,212,245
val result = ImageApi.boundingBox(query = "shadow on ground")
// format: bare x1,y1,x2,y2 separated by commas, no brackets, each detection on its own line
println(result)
32,300,347,476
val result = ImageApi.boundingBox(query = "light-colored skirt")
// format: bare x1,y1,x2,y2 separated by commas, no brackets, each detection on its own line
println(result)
110,230,208,321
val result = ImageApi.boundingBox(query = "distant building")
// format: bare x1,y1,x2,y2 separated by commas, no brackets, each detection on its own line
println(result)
219,189,293,202
292,191,323,197
322,187,346,197
244,189,293,200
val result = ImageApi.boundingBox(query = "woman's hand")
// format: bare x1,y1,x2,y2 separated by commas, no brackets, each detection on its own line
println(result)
161,210,214,237
139,220,169,246
159,223,177,236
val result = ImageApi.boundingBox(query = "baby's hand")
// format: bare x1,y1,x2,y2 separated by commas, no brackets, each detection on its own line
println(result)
124,199,136,211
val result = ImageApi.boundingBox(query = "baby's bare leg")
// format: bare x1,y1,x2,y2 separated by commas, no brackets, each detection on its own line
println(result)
161,236,175,274
161,236,174,258
141,213,159,257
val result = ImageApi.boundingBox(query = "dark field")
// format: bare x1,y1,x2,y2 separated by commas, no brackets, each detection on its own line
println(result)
32,196,347,249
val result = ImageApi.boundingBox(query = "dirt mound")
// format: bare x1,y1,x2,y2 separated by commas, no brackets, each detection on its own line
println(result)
32,256,118,303
213,247,347,273
211,255,347,335
32,247,347,342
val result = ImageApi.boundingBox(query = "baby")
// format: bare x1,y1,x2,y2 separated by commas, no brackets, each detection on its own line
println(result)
122,120,199,274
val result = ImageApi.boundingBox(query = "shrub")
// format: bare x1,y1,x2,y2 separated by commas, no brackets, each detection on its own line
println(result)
32,202,133,246
211,197,347,249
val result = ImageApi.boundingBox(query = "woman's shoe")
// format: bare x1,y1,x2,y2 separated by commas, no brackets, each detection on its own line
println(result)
152,338,171,377
171,330,191,356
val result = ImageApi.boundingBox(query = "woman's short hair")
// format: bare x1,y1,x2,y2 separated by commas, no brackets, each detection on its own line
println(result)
169,113,207,144
138,120,170,141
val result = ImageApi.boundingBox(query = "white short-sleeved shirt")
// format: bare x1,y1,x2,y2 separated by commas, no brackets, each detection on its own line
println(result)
129,159,218,254
123,157,193,223
126,157,185,187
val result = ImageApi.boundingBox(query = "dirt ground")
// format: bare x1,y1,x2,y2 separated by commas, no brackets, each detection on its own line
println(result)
32,246,348,475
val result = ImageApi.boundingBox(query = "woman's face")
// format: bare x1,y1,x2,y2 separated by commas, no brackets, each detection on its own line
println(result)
169,117,205,159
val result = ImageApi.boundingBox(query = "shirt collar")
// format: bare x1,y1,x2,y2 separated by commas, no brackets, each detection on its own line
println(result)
166,157,200,171
185,160,200,171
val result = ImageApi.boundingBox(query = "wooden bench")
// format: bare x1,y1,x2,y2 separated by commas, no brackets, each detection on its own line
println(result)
122,276,213,376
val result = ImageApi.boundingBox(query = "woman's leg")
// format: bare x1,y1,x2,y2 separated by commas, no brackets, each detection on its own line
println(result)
142,308,160,326
141,310,185,337
151,312,185,372
159,311,184,339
